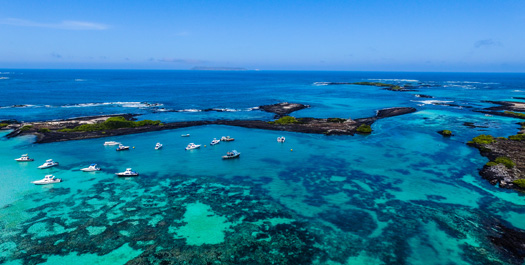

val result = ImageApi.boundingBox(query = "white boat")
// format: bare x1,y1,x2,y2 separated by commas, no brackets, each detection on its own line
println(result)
38,159,59,169
155,142,163,150
15,154,34,162
210,138,220,145
104,141,121,146
277,136,286,143
222,150,241,159
220,136,235,142
81,163,101,172
181,134,190,137
185,143,201,150
115,168,139,177
116,144,130,151
32,175,62,185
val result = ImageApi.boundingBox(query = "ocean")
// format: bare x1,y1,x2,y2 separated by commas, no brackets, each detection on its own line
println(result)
0,69,524,264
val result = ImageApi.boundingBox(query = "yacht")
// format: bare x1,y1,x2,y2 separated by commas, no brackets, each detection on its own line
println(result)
81,164,101,172
277,136,286,143
210,138,220,145
15,154,34,162
222,150,241,159
38,159,59,169
116,144,130,151
181,134,190,137
32,175,62,185
104,141,121,146
185,143,201,150
115,168,139,177
220,136,235,142
155,142,163,150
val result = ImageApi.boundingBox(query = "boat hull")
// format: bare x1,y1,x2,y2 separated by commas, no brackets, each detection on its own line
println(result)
15,159,34,162
38,163,58,169
32,179,62,185
222,154,240,159
81,168,100,172
115,173,139,177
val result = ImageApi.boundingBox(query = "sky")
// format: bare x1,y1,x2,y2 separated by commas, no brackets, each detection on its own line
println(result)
1,0,524,72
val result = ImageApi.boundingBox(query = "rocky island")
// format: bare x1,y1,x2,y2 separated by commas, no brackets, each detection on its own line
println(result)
317,81,415,91
468,124,525,191
4,103,416,143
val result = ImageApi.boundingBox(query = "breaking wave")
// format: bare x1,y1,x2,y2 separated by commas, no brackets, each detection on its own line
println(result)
0,102,164,109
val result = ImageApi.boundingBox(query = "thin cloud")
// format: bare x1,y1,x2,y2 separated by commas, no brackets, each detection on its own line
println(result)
474,39,501,48
0,18,109,30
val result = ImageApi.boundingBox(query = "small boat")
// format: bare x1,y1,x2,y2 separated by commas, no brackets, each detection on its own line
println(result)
220,136,235,142
222,150,241,159
115,168,139,177
15,154,34,162
104,141,121,146
32,175,62,185
185,143,201,150
181,134,190,137
277,136,286,143
81,163,101,172
210,138,220,145
116,144,130,151
155,142,163,150
38,159,59,169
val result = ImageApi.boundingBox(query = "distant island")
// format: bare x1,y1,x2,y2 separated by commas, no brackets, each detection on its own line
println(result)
191,67,248,71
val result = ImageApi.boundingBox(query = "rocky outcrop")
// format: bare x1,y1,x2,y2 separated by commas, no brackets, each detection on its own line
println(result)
5,105,417,143
259,102,309,118
468,138,525,190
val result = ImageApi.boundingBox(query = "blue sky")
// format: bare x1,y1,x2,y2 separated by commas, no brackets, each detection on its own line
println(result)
1,0,524,72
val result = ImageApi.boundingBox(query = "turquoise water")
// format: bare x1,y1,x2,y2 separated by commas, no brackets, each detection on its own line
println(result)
1,70,525,264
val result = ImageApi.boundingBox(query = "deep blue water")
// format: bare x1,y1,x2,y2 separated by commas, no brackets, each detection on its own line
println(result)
0,70,525,264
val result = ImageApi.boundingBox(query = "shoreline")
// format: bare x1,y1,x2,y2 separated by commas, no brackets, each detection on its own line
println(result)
3,104,416,143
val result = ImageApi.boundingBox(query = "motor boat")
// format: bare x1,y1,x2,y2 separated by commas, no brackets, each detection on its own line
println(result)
210,138,220,145
116,144,130,151
220,136,235,142
104,141,121,146
181,134,190,137
115,168,139,177
222,150,241,159
15,154,34,162
38,159,59,169
277,137,286,143
32,175,62,185
81,163,101,172
155,142,163,150
185,143,201,150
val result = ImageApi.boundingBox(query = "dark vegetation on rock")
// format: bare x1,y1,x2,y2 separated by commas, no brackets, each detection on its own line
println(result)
438,130,453,137
57,116,161,132
356,124,372,134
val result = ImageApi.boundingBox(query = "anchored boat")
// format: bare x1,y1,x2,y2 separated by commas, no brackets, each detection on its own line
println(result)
32,175,62,185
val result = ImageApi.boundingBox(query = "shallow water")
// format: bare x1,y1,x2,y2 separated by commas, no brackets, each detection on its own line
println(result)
1,70,525,264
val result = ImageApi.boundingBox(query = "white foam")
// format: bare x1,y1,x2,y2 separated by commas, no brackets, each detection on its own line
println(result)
369,79,419,82
413,100,454,105
179,109,201,112
313,82,330,86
